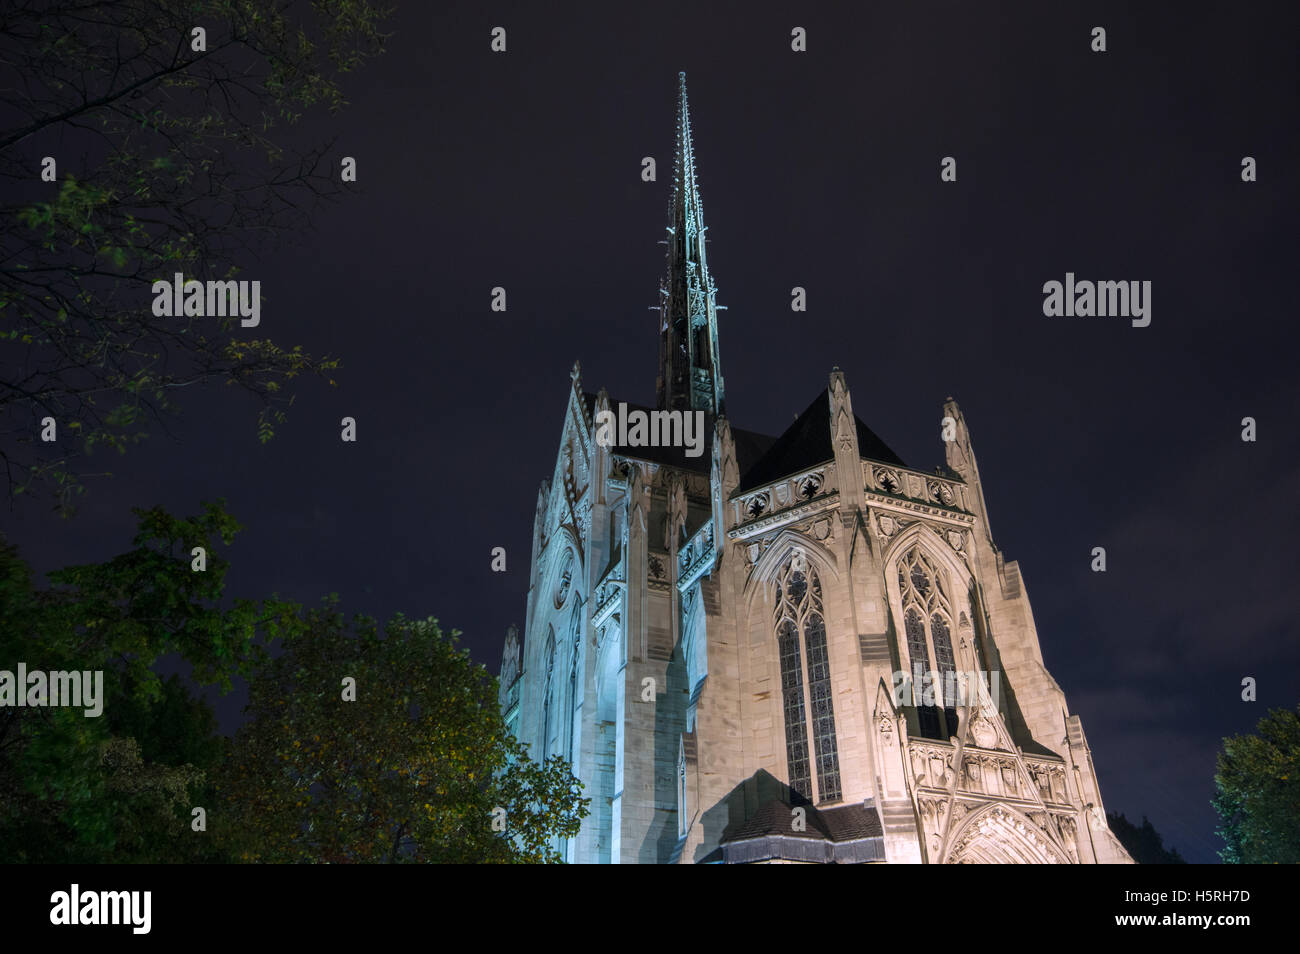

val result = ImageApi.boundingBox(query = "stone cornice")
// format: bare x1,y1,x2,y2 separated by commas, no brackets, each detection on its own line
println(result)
727,492,840,540
865,492,976,526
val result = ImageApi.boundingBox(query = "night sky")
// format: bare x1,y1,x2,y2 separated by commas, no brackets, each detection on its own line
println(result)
5,1,1299,864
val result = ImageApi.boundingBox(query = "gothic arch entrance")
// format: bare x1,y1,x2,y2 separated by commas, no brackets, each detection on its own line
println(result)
942,804,1069,864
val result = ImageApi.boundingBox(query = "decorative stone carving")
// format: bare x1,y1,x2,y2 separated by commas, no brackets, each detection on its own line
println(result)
911,747,927,784
945,806,1064,865
1001,762,1018,794
929,751,948,786
946,529,965,551
593,568,624,630
1057,815,1080,862
1033,766,1051,801
830,374,855,452
576,497,592,542
878,715,894,746
554,550,574,608
970,714,998,749
797,472,823,499
1050,766,1067,802
874,468,901,495
916,796,949,858
678,521,716,587
928,480,955,507
665,474,687,549
726,492,840,541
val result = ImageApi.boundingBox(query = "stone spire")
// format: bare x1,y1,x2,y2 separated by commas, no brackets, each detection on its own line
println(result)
657,72,725,416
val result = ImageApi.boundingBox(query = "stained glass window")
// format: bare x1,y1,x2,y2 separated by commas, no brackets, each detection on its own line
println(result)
905,607,940,739
898,546,960,740
777,616,810,799
774,553,841,803
804,611,841,801
910,564,930,598
931,611,958,737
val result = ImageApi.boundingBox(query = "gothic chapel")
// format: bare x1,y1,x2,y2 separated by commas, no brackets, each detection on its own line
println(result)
497,74,1133,864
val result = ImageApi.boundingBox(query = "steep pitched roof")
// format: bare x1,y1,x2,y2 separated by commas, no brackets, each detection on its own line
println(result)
736,389,905,493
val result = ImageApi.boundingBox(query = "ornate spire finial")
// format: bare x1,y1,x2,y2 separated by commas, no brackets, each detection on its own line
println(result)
669,73,703,266
657,73,725,416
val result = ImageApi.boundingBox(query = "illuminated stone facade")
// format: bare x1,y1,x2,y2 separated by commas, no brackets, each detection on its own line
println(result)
498,75,1133,865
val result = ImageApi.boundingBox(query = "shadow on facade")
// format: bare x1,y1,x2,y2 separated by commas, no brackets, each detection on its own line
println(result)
692,769,802,864
640,641,689,863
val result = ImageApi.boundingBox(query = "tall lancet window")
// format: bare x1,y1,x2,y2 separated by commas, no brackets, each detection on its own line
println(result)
566,604,582,765
773,552,842,803
897,547,959,740
542,626,556,760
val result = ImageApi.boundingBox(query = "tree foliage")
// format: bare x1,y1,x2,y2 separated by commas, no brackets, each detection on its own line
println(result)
0,1,391,510
215,606,589,863
0,500,299,861
1,498,584,863
1106,811,1186,864
1212,705,1300,864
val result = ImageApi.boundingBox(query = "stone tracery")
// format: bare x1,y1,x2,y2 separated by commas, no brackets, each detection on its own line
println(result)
773,551,841,802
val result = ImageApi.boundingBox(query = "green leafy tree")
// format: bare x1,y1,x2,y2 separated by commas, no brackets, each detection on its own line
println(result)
0,500,303,861
0,1,391,510
215,606,589,863
1213,705,1300,864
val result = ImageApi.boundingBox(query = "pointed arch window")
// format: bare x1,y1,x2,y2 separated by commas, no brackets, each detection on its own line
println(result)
897,547,959,740
542,626,557,760
773,552,842,803
566,603,582,765
560,606,583,863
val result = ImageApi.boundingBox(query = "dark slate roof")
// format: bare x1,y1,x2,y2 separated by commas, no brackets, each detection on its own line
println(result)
732,426,777,479
581,392,775,475
819,802,887,842
735,389,905,493
720,797,884,845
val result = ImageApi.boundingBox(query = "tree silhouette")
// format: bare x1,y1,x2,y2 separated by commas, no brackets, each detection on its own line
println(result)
1106,811,1186,864
1,1,390,510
